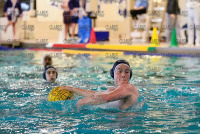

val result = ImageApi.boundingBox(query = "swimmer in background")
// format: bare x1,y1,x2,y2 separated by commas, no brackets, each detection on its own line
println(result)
61,60,139,110
43,65,58,83
42,54,52,69
42,53,77,73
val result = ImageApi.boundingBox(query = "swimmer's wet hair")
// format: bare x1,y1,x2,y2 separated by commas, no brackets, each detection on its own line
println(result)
43,65,58,80
110,60,132,79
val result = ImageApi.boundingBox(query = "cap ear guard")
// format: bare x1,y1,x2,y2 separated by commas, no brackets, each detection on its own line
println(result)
43,71,46,80
110,68,114,79
130,69,132,79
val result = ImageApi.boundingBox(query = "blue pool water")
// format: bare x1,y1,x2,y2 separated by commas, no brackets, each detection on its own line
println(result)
0,50,200,133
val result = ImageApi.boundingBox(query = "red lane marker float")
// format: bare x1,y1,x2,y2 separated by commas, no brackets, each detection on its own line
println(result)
53,44,87,48
28,48,62,52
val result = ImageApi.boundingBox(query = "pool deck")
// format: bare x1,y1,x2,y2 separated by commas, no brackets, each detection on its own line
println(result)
1,40,200,57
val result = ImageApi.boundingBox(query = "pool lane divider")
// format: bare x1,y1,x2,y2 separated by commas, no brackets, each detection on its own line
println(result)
0,46,25,50
148,47,156,51
28,48,62,52
62,49,124,55
123,51,200,57
53,44,86,48
86,44,150,52
29,43,156,53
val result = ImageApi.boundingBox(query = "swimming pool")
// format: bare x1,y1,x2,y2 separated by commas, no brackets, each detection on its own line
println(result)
0,50,200,133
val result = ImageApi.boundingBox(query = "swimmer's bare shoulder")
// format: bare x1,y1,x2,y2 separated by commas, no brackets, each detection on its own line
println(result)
103,84,139,109
128,84,139,97
120,84,139,109
107,84,139,97
122,84,139,100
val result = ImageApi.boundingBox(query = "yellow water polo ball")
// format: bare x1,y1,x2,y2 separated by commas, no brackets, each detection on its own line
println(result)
48,86,73,101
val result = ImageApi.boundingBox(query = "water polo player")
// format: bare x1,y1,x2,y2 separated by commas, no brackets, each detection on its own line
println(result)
43,65,58,83
42,54,52,68
61,60,139,110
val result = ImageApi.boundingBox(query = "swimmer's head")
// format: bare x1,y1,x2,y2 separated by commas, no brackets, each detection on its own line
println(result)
110,60,132,83
42,54,52,68
43,65,58,83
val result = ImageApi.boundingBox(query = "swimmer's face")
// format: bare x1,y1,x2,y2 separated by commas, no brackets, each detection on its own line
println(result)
46,68,57,83
114,64,130,86
44,56,52,68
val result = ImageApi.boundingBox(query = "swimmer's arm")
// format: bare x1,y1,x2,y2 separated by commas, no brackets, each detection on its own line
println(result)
102,84,139,103
61,85,97,97
76,85,132,107
76,95,106,109
106,87,115,93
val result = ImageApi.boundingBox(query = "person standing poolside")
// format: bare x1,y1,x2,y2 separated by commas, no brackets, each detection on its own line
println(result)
166,0,180,45
3,0,22,39
61,60,139,110
187,0,200,47
61,0,71,40
69,0,80,40
130,0,148,20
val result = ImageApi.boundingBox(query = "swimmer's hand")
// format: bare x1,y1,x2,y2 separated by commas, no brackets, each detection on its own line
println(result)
60,85,73,92
60,85,97,97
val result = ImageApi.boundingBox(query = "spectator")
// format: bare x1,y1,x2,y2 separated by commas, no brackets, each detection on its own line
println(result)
130,0,148,20
79,0,87,19
166,0,180,44
3,0,22,39
187,0,200,47
61,0,71,40
69,0,80,40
